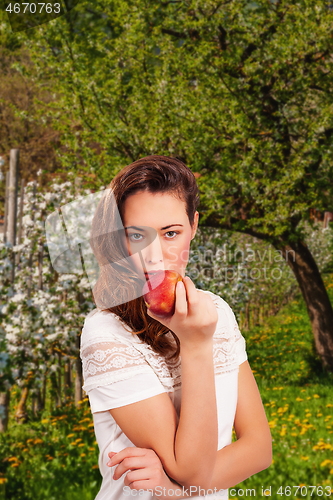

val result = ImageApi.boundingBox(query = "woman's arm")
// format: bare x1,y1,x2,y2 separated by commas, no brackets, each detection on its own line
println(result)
209,360,272,489
109,360,272,496
108,277,219,489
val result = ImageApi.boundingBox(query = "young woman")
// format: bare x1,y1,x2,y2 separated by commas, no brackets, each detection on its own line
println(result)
80,155,272,500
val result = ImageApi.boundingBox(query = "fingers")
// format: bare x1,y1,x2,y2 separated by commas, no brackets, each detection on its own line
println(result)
181,276,198,313
113,456,146,480
124,471,158,488
107,447,147,467
174,278,188,316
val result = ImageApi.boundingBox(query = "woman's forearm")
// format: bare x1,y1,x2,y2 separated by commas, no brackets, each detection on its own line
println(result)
159,434,271,499
209,433,272,490
171,340,218,489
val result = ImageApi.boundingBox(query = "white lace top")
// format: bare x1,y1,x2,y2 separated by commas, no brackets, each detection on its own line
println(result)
80,290,248,500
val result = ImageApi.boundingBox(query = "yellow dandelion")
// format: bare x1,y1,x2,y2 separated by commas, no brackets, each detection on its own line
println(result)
11,463,19,468
67,434,75,439
41,419,48,424
296,397,303,402
79,418,91,424
280,425,287,437
92,465,99,469
80,453,86,458
0,478,7,485
313,394,320,398
33,438,43,445
320,460,332,467
8,457,18,462
300,456,309,461
78,443,85,447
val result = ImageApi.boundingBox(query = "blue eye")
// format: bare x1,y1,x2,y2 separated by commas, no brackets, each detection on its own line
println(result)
165,231,178,238
128,233,143,242
128,231,179,242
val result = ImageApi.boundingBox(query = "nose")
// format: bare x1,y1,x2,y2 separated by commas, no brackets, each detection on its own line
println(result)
144,233,164,265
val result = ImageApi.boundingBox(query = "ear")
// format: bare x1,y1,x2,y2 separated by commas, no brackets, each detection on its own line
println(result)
191,211,199,240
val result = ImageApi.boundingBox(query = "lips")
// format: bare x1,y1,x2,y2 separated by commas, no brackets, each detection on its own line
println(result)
145,270,165,276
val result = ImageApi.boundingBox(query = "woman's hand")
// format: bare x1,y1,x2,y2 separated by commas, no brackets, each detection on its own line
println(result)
107,447,182,497
147,276,218,350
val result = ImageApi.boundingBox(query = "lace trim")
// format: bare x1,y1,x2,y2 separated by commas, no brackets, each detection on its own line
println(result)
81,339,154,392
80,291,245,393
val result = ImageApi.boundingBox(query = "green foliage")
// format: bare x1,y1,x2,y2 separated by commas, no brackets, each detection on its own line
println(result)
16,0,333,246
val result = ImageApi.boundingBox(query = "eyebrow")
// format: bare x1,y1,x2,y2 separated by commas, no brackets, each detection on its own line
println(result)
125,224,184,231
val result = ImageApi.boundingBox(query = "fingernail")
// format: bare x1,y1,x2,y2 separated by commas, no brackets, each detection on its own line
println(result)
177,281,184,287
107,461,111,466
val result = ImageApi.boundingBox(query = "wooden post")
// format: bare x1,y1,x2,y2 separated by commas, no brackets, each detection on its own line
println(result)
38,240,44,291
75,334,83,405
8,149,19,283
64,358,71,405
27,182,37,299
0,392,10,433
16,178,25,266
245,301,250,331
0,150,19,433
75,290,84,406
3,171,9,244
57,351,62,408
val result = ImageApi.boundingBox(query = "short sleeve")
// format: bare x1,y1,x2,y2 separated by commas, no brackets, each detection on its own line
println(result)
88,371,168,413
80,334,161,393
223,302,248,366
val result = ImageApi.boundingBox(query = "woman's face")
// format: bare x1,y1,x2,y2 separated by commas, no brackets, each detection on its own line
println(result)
122,190,198,279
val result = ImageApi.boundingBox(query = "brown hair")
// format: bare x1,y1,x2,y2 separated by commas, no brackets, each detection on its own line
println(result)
89,155,200,360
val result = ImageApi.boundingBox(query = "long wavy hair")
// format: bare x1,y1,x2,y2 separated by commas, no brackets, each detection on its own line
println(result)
89,155,200,360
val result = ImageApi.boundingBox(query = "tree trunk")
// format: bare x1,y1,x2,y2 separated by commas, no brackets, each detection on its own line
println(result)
278,240,333,372
63,359,71,405
75,334,83,405
15,387,29,424
0,390,10,432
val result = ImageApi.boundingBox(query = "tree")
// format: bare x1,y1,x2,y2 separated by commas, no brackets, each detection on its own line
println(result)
11,0,333,370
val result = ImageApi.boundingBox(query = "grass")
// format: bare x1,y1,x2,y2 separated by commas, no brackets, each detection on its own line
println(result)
232,272,333,500
0,400,101,500
1,274,333,499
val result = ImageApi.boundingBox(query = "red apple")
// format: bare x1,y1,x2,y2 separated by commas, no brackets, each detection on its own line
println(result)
143,270,183,318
